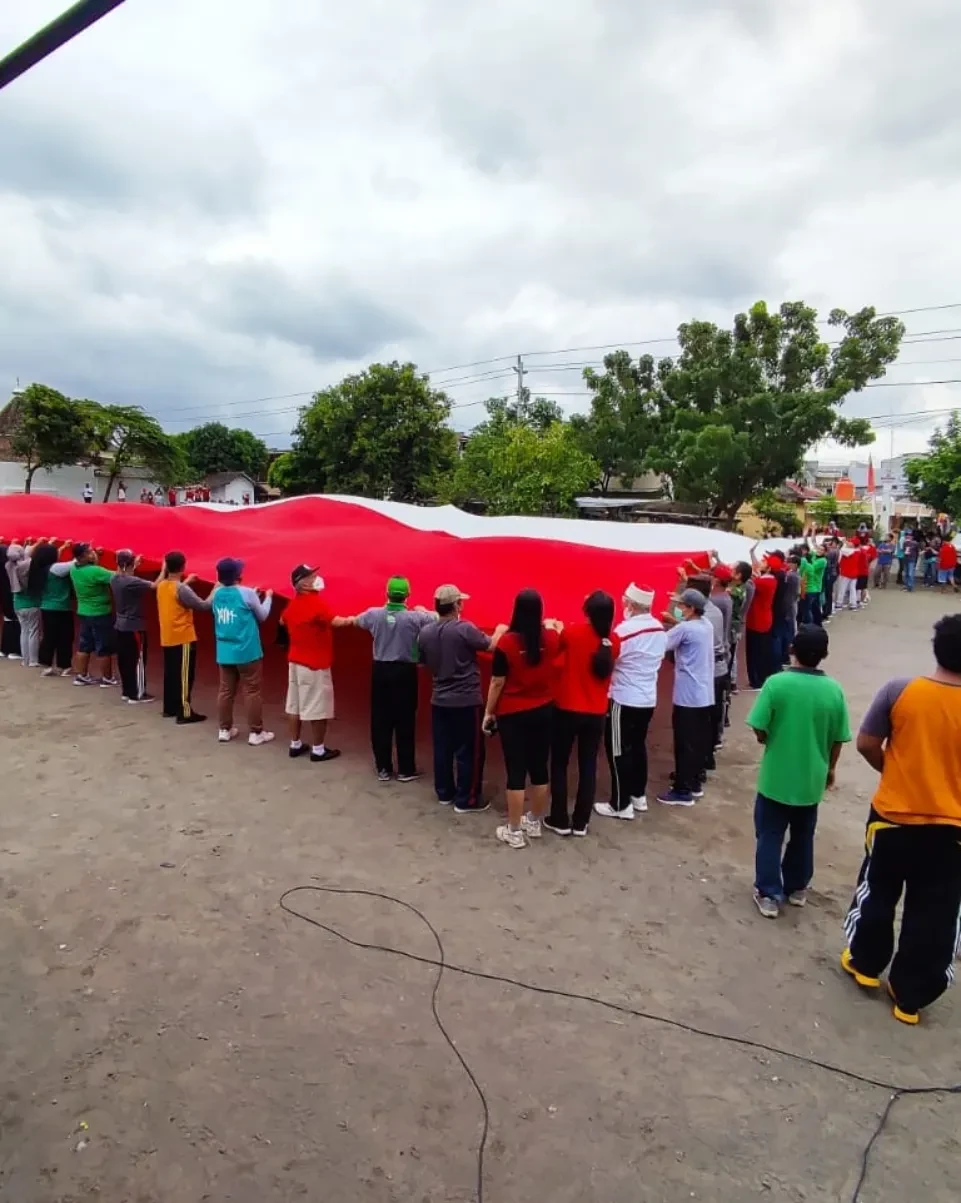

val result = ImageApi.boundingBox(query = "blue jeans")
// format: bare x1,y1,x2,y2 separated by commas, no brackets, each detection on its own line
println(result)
798,595,823,626
904,559,916,591
754,793,819,900
769,617,794,672
431,704,485,809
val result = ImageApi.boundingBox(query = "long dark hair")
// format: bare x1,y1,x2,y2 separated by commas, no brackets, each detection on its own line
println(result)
27,543,58,596
508,588,544,665
584,589,615,679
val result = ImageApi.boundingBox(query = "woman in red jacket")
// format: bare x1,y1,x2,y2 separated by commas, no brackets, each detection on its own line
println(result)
546,590,620,837
483,589,562,849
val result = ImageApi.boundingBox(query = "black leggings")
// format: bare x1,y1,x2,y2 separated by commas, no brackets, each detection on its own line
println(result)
39,609,74,670
498,703,552,790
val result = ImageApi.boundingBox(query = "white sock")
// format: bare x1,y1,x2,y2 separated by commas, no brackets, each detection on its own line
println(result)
290,739,302,750
312,744,325,756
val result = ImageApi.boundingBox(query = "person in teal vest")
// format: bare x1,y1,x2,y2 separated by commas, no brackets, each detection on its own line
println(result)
210,557,274,747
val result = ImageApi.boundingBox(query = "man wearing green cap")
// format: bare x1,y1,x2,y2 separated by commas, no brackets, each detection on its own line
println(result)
339,577,436,782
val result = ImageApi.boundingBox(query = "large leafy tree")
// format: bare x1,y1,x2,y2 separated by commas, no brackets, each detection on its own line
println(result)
447,402,599,515
279,362,457,501
9,384,95,493
575,302,903,516
175,422,270,481
570,350,659,492
904,414,961,517
83,403,185,499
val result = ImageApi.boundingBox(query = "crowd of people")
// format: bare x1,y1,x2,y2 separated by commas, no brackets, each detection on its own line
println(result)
1,530,959,1025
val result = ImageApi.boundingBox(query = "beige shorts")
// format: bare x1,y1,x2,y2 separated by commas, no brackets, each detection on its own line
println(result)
286,664,334,721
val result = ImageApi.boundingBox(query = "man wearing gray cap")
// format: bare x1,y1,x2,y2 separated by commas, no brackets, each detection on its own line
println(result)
110,550,155,703
417,584,502,813
658,588,715,806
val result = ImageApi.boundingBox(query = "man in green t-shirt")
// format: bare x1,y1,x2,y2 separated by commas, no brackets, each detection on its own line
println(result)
746,625,851,918
68,543,117,687
798,546,827,626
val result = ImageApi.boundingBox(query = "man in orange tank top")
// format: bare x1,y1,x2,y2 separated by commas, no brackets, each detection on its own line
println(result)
152,551,210,724
843,614,961,1024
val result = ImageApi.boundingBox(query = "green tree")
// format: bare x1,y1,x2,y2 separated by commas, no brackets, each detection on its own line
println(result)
582,302,903,516
266,452,298,494
570,350,660,492
9,384,95,493
809,496,840,528
280,362,457,500
447,418,599,515
750,488,802,537
905,413,961,516
83,403,185,499
175,422,270,481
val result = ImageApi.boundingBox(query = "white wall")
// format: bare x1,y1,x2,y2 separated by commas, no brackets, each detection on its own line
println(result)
0,461,162,501
210,477,254,506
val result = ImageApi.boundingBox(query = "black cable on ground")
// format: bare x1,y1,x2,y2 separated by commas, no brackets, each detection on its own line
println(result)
279,885,961,1203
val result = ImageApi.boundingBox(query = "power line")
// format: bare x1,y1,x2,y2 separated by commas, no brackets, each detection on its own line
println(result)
0,0,126,93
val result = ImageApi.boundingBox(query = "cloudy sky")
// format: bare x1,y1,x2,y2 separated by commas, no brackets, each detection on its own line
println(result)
1,0,960,461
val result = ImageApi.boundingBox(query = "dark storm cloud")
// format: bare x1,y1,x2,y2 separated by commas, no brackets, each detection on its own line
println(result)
0,98,265,218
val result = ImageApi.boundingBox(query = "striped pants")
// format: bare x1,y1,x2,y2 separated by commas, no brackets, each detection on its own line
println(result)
116,630,149,701
844,812,961,1014
162,641,197,719
604,702,654,811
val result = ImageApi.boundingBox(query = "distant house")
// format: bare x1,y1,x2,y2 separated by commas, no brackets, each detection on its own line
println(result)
205,471,257,506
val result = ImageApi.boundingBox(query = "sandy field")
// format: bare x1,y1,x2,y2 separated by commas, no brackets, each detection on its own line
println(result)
1,587,959,1203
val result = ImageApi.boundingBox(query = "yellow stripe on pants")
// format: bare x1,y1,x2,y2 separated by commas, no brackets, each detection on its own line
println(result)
181,644,191,717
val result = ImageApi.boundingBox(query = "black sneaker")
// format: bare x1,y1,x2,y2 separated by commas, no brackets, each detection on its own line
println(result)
543,818,572,836
396,772,421,783
453,800,491,814
311,748,342,763
377,768,392,782
176,713,207,725
289,743,311,759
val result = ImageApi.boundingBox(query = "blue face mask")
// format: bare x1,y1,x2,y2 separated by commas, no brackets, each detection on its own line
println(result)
673,606,684,620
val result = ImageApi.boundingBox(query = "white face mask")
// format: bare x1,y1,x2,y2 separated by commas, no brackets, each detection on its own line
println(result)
313,576,325,592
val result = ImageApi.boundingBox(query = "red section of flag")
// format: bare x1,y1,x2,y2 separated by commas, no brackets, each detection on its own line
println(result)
0,495,709,628
866,457,876,494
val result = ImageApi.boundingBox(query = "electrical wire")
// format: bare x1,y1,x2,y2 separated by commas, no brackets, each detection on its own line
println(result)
279,884,961,1203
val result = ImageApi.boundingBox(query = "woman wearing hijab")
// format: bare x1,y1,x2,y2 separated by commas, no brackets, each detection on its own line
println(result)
7,542,42,667
546,590,621,837
482,588,562,848
0,539,21,659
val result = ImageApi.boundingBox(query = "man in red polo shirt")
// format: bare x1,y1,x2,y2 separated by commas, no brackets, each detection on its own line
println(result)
938,537,959,594
744,552,777,690
836,539,861,611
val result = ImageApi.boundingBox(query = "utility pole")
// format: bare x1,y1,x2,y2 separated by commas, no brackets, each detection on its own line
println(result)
512,354,528,407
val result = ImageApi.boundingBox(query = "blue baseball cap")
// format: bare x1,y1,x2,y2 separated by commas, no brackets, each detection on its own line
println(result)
216,557,244,585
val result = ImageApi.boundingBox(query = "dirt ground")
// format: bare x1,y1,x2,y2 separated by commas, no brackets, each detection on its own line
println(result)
1,587,960,1203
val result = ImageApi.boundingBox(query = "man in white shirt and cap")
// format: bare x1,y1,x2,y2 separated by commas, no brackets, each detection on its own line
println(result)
595,583,667,820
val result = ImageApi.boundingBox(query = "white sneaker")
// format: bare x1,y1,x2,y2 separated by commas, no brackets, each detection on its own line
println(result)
593,801,634,820
630,795,648,813
521,814,542,839
41,667,57,677
495,825,527,849
248,730,275,747
218,727,239,743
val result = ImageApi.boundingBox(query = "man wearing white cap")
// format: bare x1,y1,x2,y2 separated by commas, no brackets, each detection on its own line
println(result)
595,584,667,820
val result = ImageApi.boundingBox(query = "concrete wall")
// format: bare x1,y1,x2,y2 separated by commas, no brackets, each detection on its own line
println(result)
210,477,255,506
0,461,162,501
